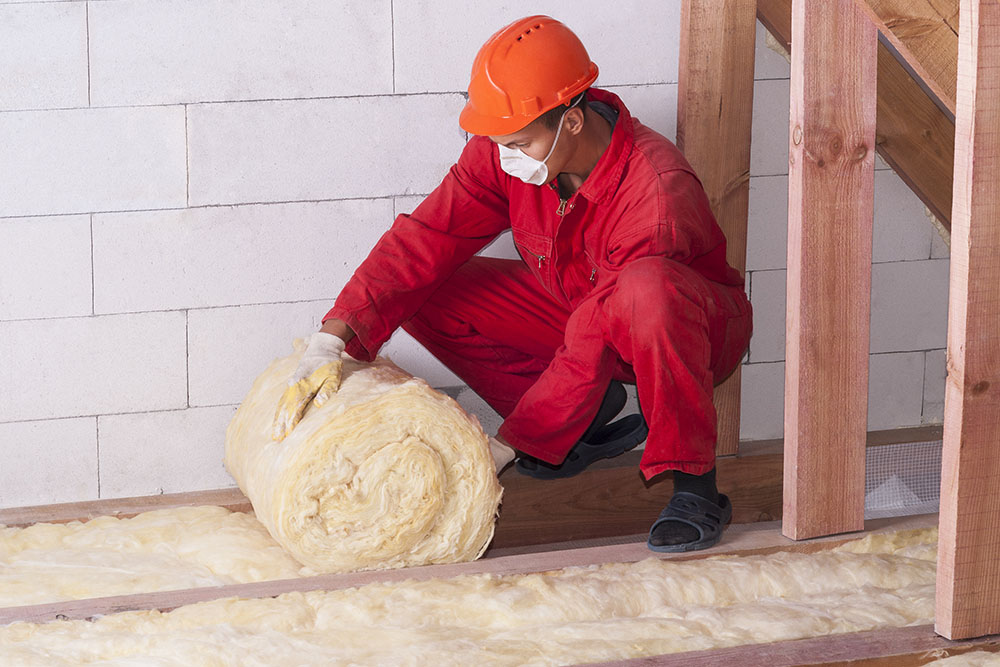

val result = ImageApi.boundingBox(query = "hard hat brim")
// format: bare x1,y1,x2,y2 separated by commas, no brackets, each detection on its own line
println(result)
459,103,537,137
459,66,598,137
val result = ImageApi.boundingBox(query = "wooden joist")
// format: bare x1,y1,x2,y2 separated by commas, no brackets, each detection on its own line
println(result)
0,513,937,627
588,624,1000,667
0,426,943,549
783,0,877,540
757,0,956,230
676,0,757,457
935,0,1000,642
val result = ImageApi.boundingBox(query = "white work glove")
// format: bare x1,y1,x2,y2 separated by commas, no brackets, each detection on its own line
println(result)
488,435,516,475
271,332,346,441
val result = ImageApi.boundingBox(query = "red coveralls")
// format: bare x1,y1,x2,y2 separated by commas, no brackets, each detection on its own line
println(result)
326,88,752,480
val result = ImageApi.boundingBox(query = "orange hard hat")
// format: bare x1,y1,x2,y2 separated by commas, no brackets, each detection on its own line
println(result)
459,16,599,136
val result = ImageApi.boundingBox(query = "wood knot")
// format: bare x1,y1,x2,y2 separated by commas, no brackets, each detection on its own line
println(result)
852,144,868,161
971,380,990,395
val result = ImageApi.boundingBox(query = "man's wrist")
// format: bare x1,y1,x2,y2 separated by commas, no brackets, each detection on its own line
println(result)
320,318,356,344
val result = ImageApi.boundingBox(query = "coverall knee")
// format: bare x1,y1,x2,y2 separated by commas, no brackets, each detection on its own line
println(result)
403,254,751,479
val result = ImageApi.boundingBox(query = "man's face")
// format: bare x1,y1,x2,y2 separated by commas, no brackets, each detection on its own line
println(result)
489,122,559,163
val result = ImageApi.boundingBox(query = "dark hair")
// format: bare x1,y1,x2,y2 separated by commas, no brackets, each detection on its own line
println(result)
534,90,588,130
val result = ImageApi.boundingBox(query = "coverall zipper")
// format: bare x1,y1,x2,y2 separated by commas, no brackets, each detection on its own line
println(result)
521,248,546,268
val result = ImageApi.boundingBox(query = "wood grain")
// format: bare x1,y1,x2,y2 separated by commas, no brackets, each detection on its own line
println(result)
583,623,1000,666
492,443,783,548
676,0,756,457
757,0,956,230
935,0,1000,641
782,0,877,540
860,0,959,115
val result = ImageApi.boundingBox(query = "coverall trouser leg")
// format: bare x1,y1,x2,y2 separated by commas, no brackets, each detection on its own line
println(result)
402,255,752,479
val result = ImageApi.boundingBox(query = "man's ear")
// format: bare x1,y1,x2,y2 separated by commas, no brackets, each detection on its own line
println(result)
564,106,586,136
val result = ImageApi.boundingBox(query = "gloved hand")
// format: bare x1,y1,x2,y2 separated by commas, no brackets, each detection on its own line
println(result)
488,435,516,475
271,332,346,441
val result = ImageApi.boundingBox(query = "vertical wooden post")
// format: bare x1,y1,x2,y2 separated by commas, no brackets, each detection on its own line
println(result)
936,0,1000,641
676,0,757,457
783,0,877,540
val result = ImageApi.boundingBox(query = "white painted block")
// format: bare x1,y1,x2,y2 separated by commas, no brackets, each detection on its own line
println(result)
89,1,391,106
922,348,946,423
0,3,88,111
739,361,784,441
873,170,934,263
479,231,519,261
93,199,392,314
393,195,427,218
750,78,791,177
605,83,678,142
98,406,237,499
754,21,790,80
930,226,951,259
188,94,466,206
455,386,504,438
189,301,466,408
0,417,97,509
188,300,332,407
0,312,187,422
393,1,681,94
381,329,463,388
870,259,949,353
0,106,186,217
867,351,925,431
746,175,789,271
0,215,91,320
747,269,785,363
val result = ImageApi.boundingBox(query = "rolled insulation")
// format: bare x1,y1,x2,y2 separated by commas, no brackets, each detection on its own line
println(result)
224,340,503,573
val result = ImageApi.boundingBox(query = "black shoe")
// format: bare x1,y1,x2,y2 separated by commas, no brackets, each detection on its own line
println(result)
516,381,647,479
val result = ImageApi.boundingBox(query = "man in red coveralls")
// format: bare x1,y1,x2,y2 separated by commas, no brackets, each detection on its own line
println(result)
272,16,752,552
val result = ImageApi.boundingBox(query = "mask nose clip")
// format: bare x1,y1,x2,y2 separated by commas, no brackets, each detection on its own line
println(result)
497,93,584,186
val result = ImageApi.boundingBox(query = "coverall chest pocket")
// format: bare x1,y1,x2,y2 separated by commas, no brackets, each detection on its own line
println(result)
513,230,554,291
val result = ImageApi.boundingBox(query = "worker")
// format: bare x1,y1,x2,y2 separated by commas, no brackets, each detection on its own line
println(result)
272,15,752,553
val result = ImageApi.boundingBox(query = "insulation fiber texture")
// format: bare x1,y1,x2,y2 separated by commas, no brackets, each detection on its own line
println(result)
224,340,503,573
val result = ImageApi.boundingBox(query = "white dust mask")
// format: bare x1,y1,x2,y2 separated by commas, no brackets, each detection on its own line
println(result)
498,96,581,186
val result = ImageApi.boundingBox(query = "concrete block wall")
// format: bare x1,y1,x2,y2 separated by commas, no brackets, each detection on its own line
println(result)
741,23,950,440
0,2,948,509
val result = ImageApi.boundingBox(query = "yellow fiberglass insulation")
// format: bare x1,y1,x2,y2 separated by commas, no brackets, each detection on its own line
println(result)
224,339,503,573
0,529,939,666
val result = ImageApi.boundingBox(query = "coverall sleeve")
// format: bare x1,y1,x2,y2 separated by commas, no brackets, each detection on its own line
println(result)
326,137,512,361
499,169,725,460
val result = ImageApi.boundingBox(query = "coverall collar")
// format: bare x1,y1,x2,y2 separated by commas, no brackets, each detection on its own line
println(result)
557,87,634,207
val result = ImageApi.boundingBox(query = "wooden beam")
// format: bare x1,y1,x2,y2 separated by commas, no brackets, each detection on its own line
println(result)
859,0,959,116
0,487,252,528
0,513,936,627
783,0,877,540
493,441,782,548
676,0,756,457
0,425,943,548
587,624,1000,666
936,0,1000,641
757,0,956,230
